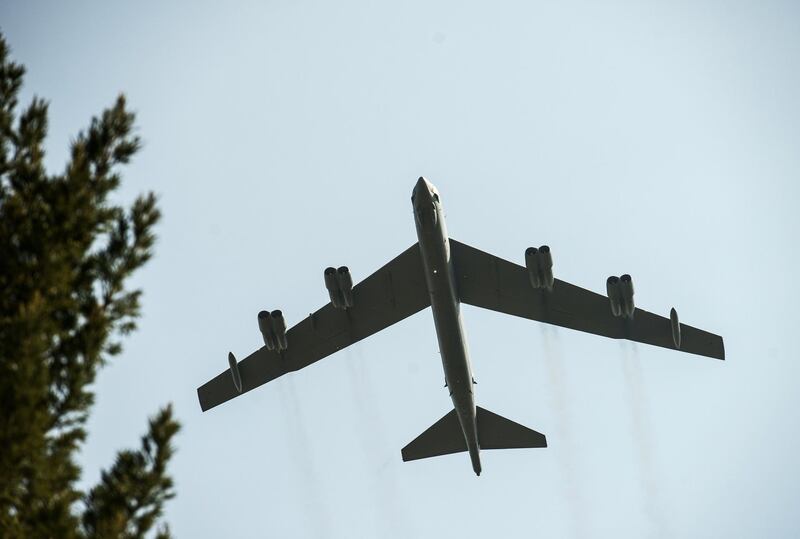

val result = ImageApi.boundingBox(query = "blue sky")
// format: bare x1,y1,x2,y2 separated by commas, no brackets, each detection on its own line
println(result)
3,1,799,537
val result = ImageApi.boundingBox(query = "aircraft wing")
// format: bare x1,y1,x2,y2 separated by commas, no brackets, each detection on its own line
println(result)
198,243,429,411
450,239,724,360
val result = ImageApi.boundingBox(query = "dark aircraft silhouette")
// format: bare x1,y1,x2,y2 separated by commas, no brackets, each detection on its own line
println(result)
198,177,724,475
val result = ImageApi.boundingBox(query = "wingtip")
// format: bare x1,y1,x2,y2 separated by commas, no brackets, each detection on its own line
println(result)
197,386,210,412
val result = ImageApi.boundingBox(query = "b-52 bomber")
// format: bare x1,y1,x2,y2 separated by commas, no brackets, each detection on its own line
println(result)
197,177,724,476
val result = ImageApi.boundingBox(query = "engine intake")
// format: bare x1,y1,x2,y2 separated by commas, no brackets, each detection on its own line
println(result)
525,245,554,290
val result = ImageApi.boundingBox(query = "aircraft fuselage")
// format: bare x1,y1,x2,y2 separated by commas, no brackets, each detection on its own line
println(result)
412,177,481,475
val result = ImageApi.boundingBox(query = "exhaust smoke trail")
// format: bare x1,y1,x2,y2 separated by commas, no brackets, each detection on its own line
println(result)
345,347,411,537
620,342,670,538
541,325,588,539
279,377,332,537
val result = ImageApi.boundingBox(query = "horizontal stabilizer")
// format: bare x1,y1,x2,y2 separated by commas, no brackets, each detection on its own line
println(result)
401,407,547,463
402,409,465,462
476,406,547,449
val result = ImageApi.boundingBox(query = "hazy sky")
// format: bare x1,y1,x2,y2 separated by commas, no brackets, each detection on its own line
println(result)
3,1,799,537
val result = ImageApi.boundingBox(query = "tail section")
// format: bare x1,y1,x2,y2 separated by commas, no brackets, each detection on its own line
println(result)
401,407,547,470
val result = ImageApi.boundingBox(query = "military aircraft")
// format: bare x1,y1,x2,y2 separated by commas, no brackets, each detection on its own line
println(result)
197,177,724,476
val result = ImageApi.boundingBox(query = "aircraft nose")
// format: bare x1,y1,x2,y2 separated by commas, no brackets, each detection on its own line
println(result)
414,176,429,194
413,177,433,201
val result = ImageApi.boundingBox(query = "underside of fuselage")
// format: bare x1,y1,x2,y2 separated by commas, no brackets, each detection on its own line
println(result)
412,177,482,474
406,177,549,475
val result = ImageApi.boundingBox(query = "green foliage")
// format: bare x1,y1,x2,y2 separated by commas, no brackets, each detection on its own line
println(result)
82,406,179,538
0,33,179,537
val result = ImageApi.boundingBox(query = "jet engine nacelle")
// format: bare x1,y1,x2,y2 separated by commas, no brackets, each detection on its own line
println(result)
606,274,635,318
271,310,288,350
336,266,354,308
258,309,288,351
258,310,277,350
619,274,634,317
324,267,341,308
606,276,622,317
525,246,554,290
323,266,353,310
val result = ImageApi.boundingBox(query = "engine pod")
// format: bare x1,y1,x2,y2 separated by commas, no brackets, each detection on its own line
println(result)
525,247,541,288
538,245,554,290
258,310,276,350
271,310,288,351
606,276,622,317
525,246,554,290
336,266,354,308
324,267,342,308
619,274,635,318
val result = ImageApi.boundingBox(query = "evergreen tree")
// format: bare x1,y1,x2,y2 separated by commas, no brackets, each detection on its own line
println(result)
0,32,180,538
